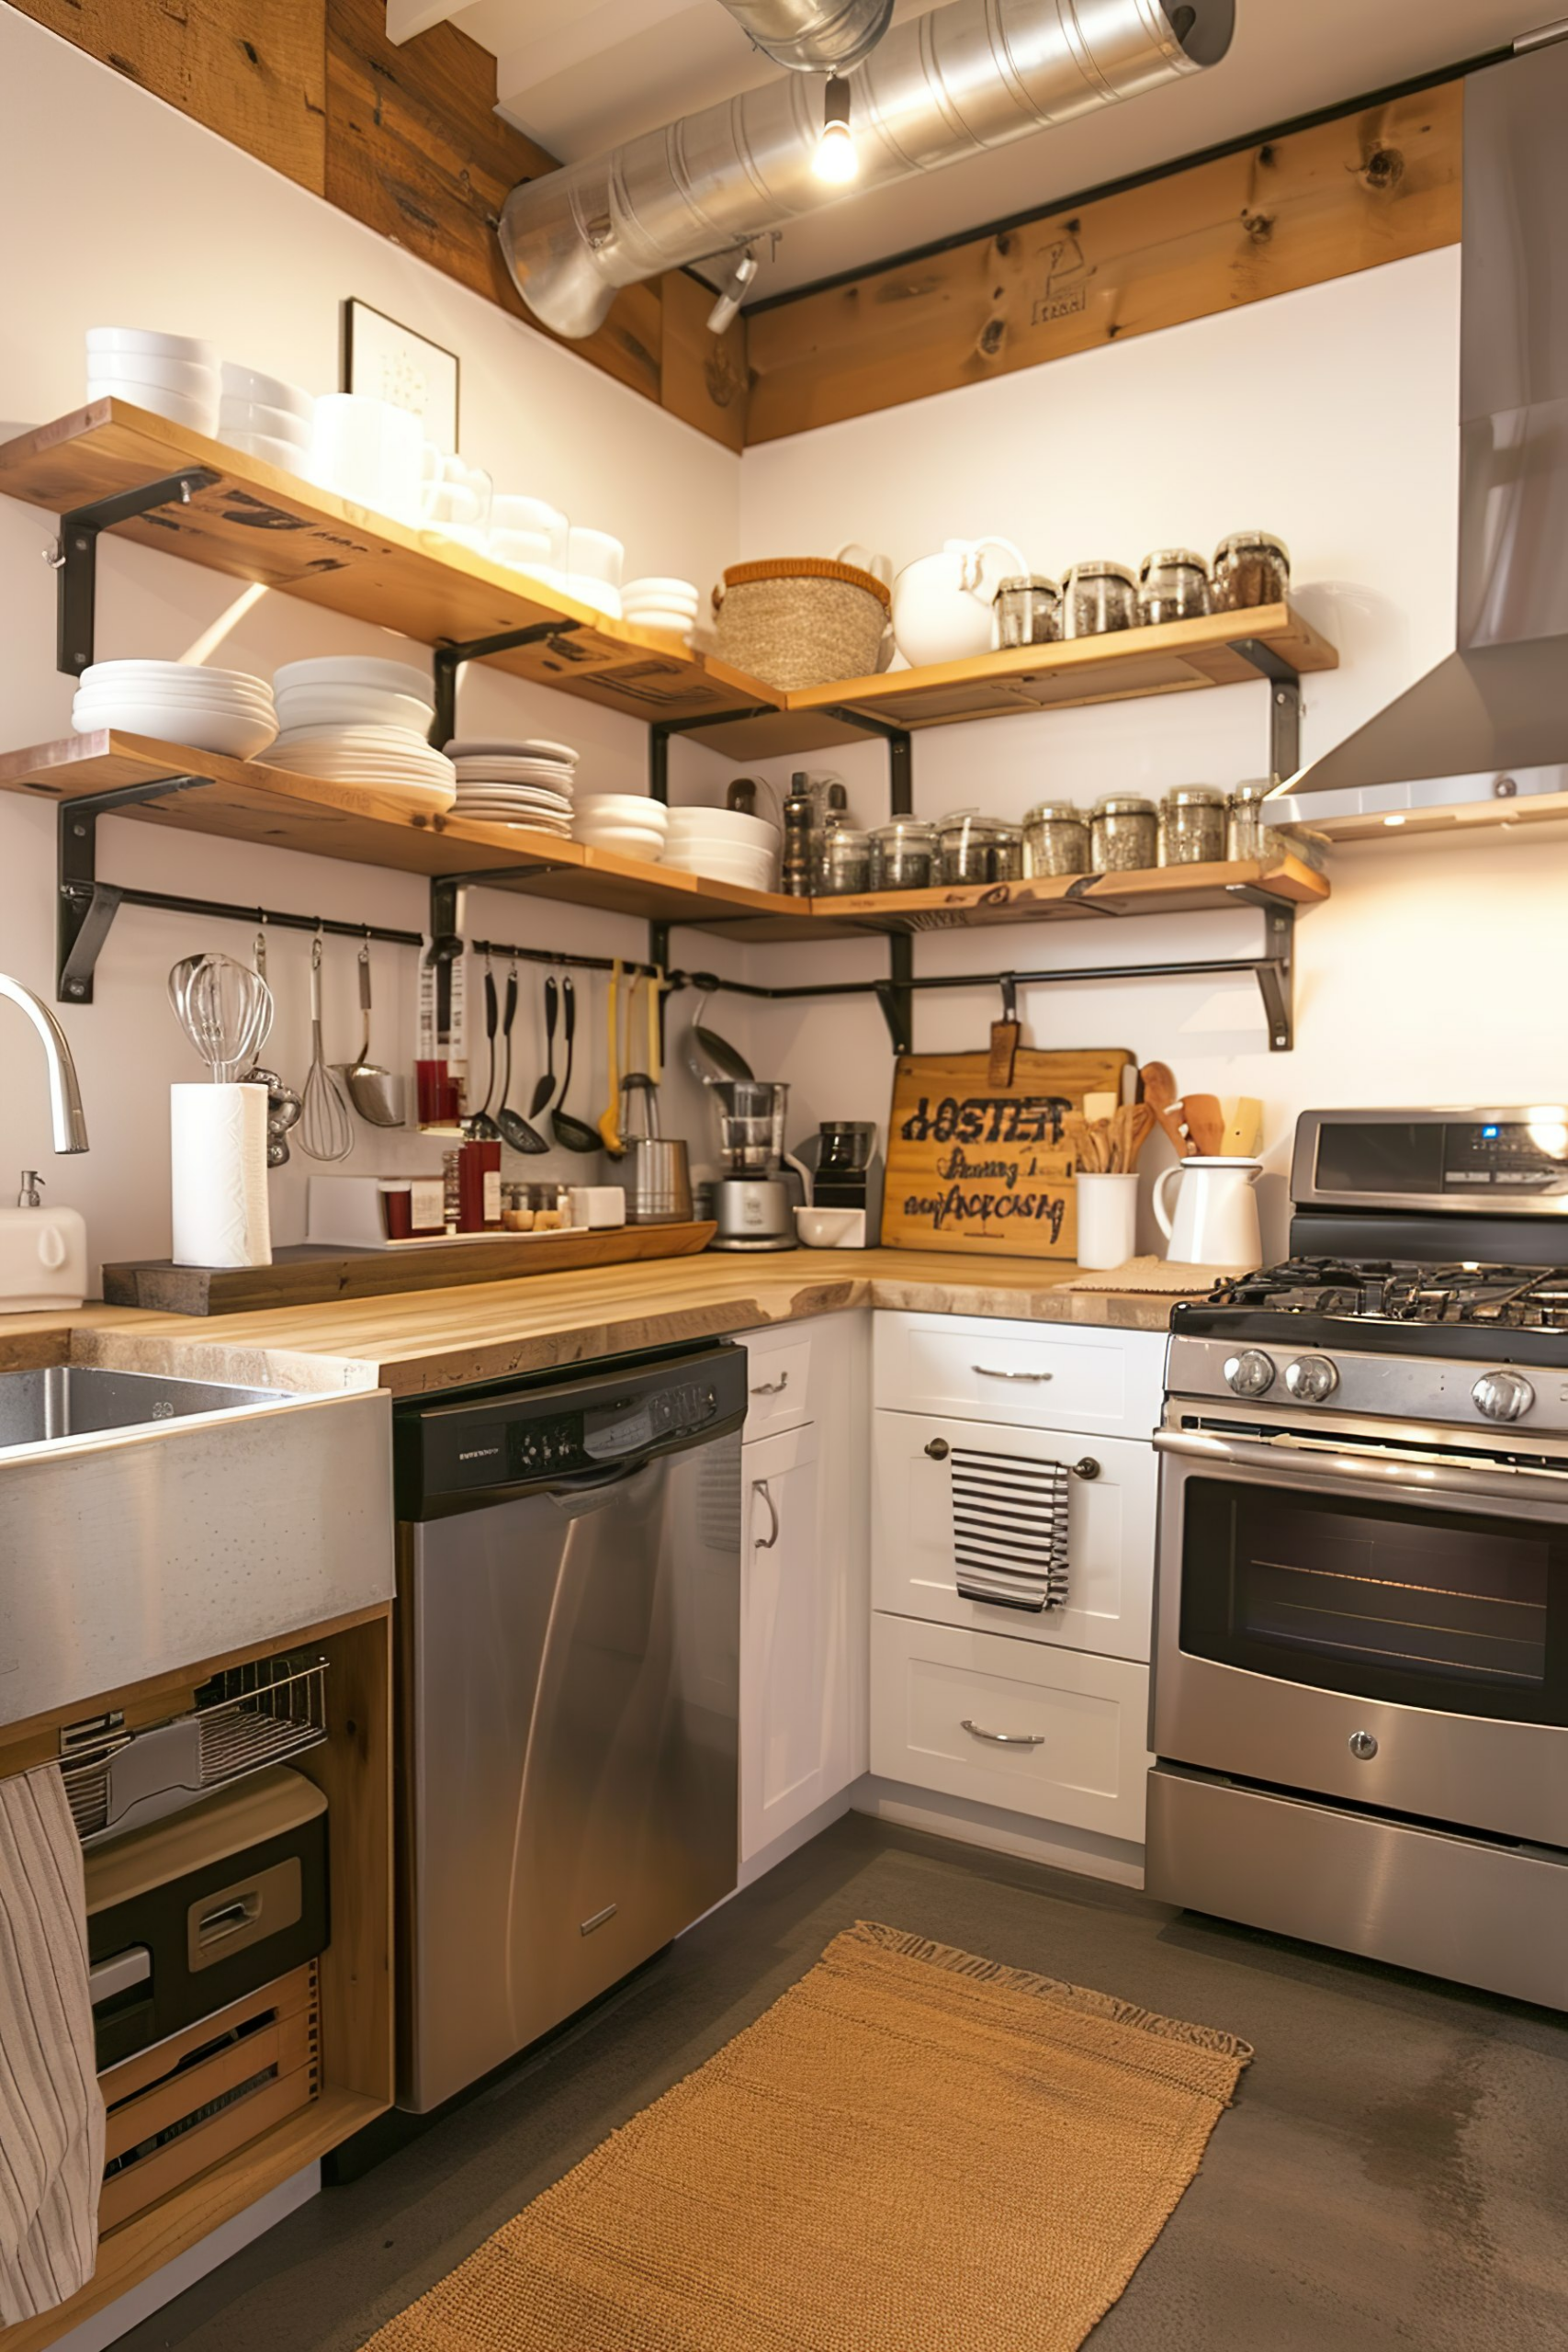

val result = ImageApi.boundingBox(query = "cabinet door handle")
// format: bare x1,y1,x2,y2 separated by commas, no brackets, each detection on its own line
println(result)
750,1371,789,1396
751,1476,780,1550
924,1437,950,1460
961,1719,1044,1747
971,1364,1053,1382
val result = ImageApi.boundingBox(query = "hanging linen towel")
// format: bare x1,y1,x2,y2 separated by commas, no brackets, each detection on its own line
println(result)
0,1763,104,2324
950,1446,1070,1613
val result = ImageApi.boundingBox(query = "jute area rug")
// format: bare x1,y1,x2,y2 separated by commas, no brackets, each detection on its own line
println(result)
367,1920,1252,2352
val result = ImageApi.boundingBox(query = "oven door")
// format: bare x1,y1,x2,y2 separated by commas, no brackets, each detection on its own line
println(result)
1151,1413,1568,1845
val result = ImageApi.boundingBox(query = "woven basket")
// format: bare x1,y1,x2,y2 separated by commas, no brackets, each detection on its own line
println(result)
712,558,891,692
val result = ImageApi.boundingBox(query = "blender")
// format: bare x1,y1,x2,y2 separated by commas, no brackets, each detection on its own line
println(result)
706,1080,802,1250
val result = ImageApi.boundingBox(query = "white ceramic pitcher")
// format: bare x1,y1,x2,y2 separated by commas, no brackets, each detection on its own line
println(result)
1153,1156,1263,1267
891,535,1028,667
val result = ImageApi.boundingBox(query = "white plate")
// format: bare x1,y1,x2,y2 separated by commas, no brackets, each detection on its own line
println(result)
88,326,217,366
271,720,437,748
86,352,218,395
86,382,219,433
73,685,275,715
265,748,454,775
73,704,276,758
219,396,311,441
445,737,579,763
664,808,778,850
220,363,313,421
221,429,311,475
80,661,267,690
273,656,433,700
622,576,700,604
562,577,623,619
276,688,434,734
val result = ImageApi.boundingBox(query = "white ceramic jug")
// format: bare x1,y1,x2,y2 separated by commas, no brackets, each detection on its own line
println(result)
891,536,1028,667
1153,1156,1263,1267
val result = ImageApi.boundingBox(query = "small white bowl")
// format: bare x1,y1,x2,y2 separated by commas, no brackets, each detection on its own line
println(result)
274,656,432,700
275,687,434,734
88,351,219,397
623,576,699,605
795,1206,863,1249
87,326,218,368
78,661,272,699
87,380,219,433
664,806,778,853
565,526,624,584
624,608,698,636
219,395,312,441
491,494,566,536
220,362,313,421
573,794,669,828
73,700,276,759
222,429,311,474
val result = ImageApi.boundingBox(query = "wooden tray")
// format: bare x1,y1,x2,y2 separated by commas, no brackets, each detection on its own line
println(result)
103,1221,717,1316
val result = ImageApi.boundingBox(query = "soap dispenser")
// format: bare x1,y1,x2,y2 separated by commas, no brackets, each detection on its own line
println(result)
0,1170,87,1312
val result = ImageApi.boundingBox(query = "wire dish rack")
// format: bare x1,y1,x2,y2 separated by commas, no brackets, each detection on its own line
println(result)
60,1652,329,1846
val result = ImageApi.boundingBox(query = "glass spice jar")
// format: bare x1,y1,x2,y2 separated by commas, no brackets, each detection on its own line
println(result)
1226,780,1330,873
937,811,1023,885
817,825,874,896
1136,548,1212,628
1089,794,1158,873
1022,800,1090,877
1159,783,1228,865
1212,530,1291,611
1063,560,1136,639
868,818,939,890
993,575,1062,649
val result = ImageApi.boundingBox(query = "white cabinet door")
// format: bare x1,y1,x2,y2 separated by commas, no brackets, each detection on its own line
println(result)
870,1613,1149,1842
739,1327,815,1440
741,1420,836,1863
872,1411,1156,1663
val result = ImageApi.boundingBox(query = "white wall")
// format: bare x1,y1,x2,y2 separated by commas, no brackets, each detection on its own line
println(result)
735,247,1568,1257
0,8,741,1281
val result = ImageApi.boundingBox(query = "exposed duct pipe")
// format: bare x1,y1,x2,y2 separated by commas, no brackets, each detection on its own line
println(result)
719,0,896,74
499,0,1235,341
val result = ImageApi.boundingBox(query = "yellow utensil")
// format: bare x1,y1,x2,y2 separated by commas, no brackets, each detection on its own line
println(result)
1222,1095,1265,1157
598,957,624,1155
647,969,665,1087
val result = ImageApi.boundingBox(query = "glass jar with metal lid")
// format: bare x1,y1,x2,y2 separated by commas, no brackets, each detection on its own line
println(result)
1064,560,1136,639
1227,779,1328,872
937,811,1024,885
1022,800,1090,877
1089,794,1158,873
1137,548,1212,628
1212,530,1291,611
993,575,1062,649
868,817,939,891
817,825,874,896
1159,783,1228,865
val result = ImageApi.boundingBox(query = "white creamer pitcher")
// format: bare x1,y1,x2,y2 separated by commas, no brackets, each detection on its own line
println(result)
891,536,1028,667
1153,1156,1263,1267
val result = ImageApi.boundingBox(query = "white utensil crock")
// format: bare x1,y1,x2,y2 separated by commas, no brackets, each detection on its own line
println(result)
1153,1156,1262,1268
1074,1172,1139,1271
891,535,1028,667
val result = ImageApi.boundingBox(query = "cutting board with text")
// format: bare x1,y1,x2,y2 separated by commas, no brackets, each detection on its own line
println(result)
880,1047,1134,1259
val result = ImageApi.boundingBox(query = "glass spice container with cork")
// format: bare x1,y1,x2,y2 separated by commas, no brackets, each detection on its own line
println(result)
1063,561,1136,639
937,811,1024,885
1212,530,1291,611
1159,783,1228,865
1136,548,1212,627
1022,801,1090,877
817,826,874,896
868,818,939,890
993,575,1062,649
1089,794,1158,872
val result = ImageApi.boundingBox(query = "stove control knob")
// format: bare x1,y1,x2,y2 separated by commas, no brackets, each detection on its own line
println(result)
1472,1369,1535,1423
1224,1349,1276,1398
1285,1354,1339,1403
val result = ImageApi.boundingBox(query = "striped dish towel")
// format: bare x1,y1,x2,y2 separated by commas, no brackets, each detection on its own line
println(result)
0,1764,104,2324
951,1447,1070,1613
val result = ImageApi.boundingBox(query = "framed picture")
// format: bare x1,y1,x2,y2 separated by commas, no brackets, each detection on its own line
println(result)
343,300,460,450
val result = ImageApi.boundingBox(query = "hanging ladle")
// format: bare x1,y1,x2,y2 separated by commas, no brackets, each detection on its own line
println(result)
551,976,602,1155
463,963,502,1141
340,934,405,1127
528,975,558,1120
495,963,550,1155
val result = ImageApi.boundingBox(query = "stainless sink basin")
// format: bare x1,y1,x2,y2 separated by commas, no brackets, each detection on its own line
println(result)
0,1363,288,1453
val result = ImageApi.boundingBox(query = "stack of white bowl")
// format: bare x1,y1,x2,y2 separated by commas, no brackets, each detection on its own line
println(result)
663,806,781,892
71,662,276,758
446,739,579,833
622,578,700,640
265,658,454,806
487,495,566,579
563,528,625,620
86,329,220,436
219,363,315,477
573,796,670,862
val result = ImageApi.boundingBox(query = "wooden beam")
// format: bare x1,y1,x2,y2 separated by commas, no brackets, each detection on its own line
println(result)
746,80,1464,444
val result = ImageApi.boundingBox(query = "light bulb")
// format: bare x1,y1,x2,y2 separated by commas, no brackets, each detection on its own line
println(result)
814,76,858,184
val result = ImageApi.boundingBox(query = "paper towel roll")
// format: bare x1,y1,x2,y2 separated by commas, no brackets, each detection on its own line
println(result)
170,1083,273,1268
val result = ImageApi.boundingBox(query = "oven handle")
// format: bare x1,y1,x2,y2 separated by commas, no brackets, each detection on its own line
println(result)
1154,1425,1568,1507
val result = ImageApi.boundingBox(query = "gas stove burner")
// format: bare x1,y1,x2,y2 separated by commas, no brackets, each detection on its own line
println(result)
1201,1257,1568,1329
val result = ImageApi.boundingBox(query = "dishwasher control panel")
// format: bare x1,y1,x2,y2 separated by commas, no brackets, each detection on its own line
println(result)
395,1344,747,1517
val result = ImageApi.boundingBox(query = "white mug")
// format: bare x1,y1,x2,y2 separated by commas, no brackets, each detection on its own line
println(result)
309,393,423,525
1074,1172,1139,1271
1153,1156,1263,1267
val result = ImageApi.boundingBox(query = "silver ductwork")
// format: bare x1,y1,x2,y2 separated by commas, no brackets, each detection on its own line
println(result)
500,0,1235,341
719,0,896,74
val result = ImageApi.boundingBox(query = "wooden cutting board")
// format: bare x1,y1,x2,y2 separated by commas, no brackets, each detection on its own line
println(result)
880,1048,1134,1259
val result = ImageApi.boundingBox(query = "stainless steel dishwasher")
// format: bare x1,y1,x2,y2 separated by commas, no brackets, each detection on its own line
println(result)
392,1341,747,2112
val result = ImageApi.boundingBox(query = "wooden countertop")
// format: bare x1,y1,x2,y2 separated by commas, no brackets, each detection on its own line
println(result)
12,1250,1175,1397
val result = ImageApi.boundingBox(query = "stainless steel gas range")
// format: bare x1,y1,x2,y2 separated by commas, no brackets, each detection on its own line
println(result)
1146,1107,1568,2010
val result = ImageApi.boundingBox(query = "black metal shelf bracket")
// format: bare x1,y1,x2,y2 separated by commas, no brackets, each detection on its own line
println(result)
648,707,778,804
429,620,588,749
1232,639,1303,781
52,468,221,678
1225,891,1296,1050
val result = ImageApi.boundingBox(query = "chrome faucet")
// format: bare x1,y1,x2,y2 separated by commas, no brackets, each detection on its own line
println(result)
0,975,88,1153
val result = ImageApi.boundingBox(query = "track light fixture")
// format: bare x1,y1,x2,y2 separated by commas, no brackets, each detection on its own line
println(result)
813,74,858,184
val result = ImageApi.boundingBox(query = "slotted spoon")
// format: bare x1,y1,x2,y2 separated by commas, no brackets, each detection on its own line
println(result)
299,933,353,1162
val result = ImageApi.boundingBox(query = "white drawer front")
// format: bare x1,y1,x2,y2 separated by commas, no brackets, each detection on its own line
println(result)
873,1413,1156,1662
739,1328,813,1438
874,1311,1165,1436
871,1614,1149,1841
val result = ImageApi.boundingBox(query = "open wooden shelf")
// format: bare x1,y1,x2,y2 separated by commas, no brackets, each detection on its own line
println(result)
0,404,1336,758
813,851,1330,931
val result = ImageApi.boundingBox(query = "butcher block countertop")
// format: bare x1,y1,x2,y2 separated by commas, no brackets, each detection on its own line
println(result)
0,1250,1180,1399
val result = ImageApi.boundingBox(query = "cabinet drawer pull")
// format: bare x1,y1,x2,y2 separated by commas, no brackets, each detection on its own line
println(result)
751,1476,780,1550
1073,1456,1100,1480
961,1718,1044,1747
971,1364,1053,1382
750,1371,789,1396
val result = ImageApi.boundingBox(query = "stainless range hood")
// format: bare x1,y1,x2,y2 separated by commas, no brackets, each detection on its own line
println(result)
1271,25,1568,842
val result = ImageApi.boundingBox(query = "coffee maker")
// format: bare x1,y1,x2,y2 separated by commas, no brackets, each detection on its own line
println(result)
795,1121,882,1247
706,1080,801,1250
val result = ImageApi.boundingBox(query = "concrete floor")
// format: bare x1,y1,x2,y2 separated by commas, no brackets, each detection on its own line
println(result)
116,1815,1568,2352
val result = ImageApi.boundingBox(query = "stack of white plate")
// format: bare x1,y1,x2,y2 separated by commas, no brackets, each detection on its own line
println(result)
86,329,220,436
622,578,700,639
572,795,670,861
71,662,276,759
662,806,781,892
446,739,580,833
219,363,314,477
266,657,453,807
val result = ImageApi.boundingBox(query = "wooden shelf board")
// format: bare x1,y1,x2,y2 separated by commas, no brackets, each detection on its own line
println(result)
0,401,782,730
815,852,1331,932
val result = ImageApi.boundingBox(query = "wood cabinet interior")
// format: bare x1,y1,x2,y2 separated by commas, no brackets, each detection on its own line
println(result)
0,1606,393,2352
